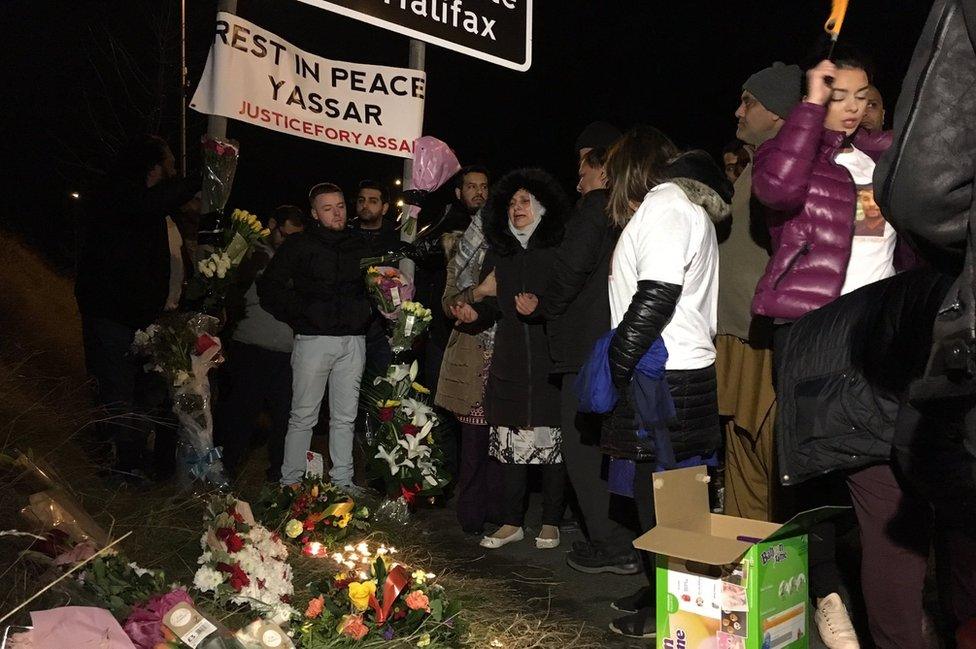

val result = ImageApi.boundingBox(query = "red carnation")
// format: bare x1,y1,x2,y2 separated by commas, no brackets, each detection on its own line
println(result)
402,424,419,437
378,407,395,422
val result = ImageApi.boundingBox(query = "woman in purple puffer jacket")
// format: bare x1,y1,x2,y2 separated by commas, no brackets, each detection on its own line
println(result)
752,57,928,649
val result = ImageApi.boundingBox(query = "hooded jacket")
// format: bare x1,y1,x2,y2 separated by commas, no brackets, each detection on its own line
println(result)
257,223,372,337
602,152,732,461
472,169,570,429
751,102,917,321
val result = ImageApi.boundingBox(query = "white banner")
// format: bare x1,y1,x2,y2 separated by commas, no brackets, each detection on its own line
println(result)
190,12,425,158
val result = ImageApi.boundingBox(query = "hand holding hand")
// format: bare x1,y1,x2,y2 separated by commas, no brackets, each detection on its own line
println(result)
450,302,479,324
515,292,539,316
805,59,838,105
473,270,497,301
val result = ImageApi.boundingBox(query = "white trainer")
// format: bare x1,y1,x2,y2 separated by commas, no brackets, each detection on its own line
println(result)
815,593,860,649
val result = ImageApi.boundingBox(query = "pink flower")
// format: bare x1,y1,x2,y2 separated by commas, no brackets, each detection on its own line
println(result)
338,614,369,640
305,595,325,619
122,588,193,649
404,590,431,612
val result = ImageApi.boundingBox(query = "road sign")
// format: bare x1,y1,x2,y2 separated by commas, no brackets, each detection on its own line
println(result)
295,0,532,71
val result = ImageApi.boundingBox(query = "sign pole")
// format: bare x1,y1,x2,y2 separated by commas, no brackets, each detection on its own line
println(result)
179,0,188,176
399,38,426,280
202,0,238,213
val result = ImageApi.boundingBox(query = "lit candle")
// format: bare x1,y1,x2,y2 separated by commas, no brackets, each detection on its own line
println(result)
304,541,323,556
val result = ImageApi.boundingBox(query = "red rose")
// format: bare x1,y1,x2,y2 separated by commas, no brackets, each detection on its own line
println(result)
216,562,250,592
378,407,395,422
215,527,245,553
195,333,219,356
304,517,316,531
402,424,419,437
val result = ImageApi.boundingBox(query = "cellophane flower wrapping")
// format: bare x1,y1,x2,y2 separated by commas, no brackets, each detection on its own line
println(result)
365,266,415,320
201,136,239,216
132,313,229,488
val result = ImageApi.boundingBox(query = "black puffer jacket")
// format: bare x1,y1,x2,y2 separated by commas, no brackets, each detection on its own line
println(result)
542,189,619,375
472,169,570,428
601,151,732,461
776,268,953,486
258,224,372,336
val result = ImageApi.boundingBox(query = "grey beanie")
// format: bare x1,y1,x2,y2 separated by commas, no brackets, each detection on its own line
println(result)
742,62,802,119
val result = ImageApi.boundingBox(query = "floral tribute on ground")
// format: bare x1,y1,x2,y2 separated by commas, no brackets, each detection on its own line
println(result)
258,476,370,555
360,266,450,509
192,494,296,624
297,541,461,646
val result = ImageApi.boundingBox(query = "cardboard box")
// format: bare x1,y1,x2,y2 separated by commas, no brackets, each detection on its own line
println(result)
634,467,841,649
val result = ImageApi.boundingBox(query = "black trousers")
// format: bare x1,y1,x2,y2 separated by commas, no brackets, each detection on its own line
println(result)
214,340,291,481
80,315,175,473
456,423,504,533
560,373,634,553
502,462,566,527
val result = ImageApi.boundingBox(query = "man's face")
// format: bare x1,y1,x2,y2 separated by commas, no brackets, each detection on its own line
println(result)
270,218,305,248
356,188,389,227
723,152,740,183
577,158,607,195
456,172,489,212
861,85,885,132
735,91,782,146
311,192,347,231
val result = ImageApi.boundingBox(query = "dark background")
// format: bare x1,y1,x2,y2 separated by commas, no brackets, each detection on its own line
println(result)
0,0,934,270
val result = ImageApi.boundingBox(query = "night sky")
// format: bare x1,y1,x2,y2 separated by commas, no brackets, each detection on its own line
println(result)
1,0,934,263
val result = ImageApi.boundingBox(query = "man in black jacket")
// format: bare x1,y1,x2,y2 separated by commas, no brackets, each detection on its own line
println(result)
258,182,372,488
354,180,398,376
75,135,198,481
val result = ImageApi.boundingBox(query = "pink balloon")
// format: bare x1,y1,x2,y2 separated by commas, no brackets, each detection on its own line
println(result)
411,136,461,192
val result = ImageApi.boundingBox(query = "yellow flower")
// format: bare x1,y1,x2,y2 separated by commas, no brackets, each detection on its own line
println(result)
337,512,352,528
411,382,430,395
382,399,401,408
284,519,304,539
412,569,427,585
347,580,376,611
417,634,431,647
260,228,271,237
311,484,319,498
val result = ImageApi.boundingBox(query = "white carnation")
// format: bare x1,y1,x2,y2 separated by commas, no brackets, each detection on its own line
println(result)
193,565,224,592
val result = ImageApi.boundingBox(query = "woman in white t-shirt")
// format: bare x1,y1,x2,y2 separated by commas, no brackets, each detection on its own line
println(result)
600,127,732,638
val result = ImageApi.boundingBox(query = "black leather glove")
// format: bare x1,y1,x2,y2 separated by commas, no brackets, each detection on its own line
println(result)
609,279,682,389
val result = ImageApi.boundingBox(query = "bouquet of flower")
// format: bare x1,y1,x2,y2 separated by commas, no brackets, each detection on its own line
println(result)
132,313,229,488
258,476,370,552
76,553,171,621
192,495,295,624
390,301,433,354
365,266,415,319
184,208,270,314
201,136,239,217
297,541,461,645
363,362,451,506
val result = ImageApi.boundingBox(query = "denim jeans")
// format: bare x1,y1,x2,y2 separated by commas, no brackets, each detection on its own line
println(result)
281,334,365,486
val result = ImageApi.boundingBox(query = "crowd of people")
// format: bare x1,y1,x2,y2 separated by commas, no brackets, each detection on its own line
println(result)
73,39,976,648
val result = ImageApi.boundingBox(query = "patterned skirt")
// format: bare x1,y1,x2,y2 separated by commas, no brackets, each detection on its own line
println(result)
489,426,563,465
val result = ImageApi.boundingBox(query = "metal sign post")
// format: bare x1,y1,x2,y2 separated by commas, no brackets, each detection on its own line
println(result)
399,38,426,281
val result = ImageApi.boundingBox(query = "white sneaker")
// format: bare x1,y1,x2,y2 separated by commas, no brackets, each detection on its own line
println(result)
815,593,860,649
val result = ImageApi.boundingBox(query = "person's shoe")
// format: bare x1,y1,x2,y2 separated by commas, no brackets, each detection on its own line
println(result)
611,586,653,614
566,541,641,575
535,525,560,549
558,516,581,534
609,607,656,639
814,593,860,649
480,526,524,549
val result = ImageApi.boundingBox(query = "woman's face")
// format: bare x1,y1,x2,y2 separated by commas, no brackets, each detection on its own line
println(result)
823,67,870,135
508,189,536,229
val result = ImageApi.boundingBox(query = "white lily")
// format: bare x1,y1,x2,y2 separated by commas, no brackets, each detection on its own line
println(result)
374,363,411,388
409,360,419,382
400,398,433,426
397,433,431,461
419,419,434,441
375,445,413,476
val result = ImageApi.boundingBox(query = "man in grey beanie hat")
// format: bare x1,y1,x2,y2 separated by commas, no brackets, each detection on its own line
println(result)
736,62,802,146
717,62,801,529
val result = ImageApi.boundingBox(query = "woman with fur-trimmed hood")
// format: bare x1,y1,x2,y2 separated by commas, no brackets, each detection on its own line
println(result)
451,168,571,551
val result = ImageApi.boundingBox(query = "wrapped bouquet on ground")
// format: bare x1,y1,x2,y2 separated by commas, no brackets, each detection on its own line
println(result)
257,476,370,555
192,495,295,624
296,541,461,646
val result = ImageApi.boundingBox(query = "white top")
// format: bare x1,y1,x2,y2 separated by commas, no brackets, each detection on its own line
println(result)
835,147,896,295
609,182,719,370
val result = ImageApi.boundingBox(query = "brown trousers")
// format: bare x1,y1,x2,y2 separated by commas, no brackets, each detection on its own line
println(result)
715,334,777,521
